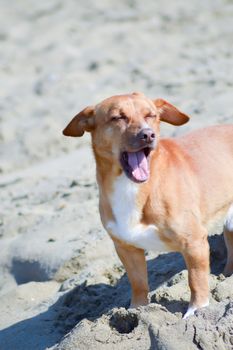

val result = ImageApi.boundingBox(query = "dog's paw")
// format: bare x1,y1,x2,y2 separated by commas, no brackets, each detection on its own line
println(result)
183,305,197,319
183,300,209,319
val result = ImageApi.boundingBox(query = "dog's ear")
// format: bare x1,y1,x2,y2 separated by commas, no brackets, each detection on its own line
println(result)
63,106,95,137
153,99,190,126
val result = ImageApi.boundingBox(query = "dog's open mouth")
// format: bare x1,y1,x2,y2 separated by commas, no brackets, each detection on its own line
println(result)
120,147,152,183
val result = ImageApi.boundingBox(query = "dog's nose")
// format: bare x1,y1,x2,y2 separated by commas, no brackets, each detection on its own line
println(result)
138,128,155,143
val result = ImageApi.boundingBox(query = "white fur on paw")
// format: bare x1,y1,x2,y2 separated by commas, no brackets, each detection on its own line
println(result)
183,305,197,319
183,300,209,319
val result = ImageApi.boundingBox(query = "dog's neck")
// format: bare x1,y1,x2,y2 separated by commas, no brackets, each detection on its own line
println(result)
92,146,162,228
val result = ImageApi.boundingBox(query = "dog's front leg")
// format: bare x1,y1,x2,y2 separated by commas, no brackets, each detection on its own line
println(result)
113,239,149,308
182,232,210,318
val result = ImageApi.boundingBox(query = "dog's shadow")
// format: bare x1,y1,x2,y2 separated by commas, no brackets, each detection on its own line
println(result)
0,234,227,350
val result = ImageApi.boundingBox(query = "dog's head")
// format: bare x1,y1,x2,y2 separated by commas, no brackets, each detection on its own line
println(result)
63,92,189,183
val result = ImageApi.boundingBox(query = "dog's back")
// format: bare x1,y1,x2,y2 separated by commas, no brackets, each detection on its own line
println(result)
177,124,233,224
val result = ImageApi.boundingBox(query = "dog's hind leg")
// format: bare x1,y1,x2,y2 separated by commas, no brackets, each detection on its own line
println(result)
182,228,210,319
223,204,233,276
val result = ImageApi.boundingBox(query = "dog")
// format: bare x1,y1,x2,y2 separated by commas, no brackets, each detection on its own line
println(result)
63,92,233,318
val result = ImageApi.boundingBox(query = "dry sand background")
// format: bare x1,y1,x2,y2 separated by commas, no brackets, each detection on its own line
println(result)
0,0,233,349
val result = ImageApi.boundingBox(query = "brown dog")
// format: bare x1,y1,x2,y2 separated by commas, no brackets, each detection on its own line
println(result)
63,92,233,318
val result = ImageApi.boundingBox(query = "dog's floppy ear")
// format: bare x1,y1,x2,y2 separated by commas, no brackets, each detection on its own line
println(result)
153,99,190,126
63,106,95,137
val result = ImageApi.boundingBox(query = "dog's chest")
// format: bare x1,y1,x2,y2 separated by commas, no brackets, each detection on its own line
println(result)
106,174,167,252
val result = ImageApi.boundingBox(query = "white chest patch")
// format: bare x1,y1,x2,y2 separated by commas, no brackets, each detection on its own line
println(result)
106,174,168,252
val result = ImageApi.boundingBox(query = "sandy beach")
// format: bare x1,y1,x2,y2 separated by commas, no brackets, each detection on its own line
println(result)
0,0,233,349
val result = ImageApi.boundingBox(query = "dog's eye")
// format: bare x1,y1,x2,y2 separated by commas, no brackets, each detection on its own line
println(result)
145,113,157,119
111,115,128,122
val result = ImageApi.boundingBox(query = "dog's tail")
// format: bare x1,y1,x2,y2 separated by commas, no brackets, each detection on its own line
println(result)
223,204,233,276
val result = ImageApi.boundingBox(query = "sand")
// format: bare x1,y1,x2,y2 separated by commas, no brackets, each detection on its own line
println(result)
0,0,233,349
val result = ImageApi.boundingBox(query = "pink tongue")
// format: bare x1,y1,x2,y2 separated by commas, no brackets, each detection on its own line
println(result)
127,151,149,182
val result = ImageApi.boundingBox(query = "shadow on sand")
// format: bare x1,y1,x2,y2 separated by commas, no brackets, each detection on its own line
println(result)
0,234,226,350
